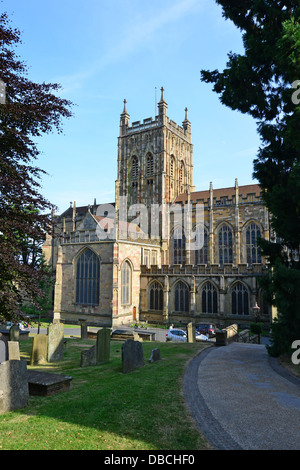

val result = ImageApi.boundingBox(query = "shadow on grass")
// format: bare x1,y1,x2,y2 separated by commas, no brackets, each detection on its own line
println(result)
0,337,212,451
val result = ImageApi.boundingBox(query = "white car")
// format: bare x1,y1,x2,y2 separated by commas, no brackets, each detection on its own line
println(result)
195,332,209,341
166,328,187,342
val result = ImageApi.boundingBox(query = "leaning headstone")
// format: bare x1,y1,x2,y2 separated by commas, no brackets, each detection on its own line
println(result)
187,322,195,343
149,348,161,363
30,334,48,365
215,329,228,346
9,325,19,342
0,360,29,414
0,334,8,364
8,341,20,360
96,328,111,364
122,339,144,373
81,345,97,368
47,322,64,362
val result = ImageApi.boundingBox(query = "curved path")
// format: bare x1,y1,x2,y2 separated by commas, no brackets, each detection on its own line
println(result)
183,343,300,450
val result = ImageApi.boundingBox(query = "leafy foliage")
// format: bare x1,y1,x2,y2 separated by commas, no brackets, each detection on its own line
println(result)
201,1,300,356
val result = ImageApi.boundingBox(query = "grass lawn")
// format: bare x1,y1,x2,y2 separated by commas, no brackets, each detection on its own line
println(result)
0,337,212,451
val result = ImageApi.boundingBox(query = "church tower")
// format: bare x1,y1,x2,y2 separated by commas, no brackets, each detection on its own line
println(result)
115,87,194,217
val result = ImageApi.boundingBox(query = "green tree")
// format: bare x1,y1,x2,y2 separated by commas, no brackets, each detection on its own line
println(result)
0,12,72,323
201,1,300,356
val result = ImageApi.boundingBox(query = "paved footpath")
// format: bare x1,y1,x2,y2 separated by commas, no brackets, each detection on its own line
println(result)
183,343,300,450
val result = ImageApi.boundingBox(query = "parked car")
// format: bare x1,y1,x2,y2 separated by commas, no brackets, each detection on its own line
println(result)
195,323,216,338
166,328,187,342
2,321,29,331
195,331,209,341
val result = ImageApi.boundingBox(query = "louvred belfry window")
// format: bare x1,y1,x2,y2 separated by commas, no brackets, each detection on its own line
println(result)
146,153,154,176
132,156,138,179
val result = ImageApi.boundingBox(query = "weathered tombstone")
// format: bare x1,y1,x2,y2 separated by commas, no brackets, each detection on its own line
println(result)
8,341,20,360
122,339,144,373
0,334,8,364
30,334,48,365
187,322,195,343
9,325,19,342
215,329,228,346
149,348,161,363
47,322,64,362
0,360,29,414
96,328,111,364
79,319,88,339
81,345,97,368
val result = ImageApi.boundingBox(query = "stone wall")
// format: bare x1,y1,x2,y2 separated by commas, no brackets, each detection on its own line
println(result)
139,264,270,328
53,241,114,326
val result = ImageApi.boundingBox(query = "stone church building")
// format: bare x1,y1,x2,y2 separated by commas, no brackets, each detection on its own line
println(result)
43,88,272,328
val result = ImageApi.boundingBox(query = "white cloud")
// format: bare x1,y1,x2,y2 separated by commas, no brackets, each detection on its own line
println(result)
55,0,202,93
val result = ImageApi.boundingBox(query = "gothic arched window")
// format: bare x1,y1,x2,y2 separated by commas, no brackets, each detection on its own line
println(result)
195,226,208,265
246,223,262,264
232,282,249,315
201,282,218,314
175,281,189,313
76,249,100,305
149,281,163,311
173,227,186,265
121,260,132,306
218,224,233,265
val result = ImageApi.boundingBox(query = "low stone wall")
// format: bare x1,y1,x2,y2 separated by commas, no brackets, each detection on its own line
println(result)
224,324,238,342
215,323,238,346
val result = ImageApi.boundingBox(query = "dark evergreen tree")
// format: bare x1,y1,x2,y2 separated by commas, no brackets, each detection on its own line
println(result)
201,1,300,356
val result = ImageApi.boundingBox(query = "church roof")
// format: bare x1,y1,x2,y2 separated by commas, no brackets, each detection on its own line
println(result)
175,183,261,204
59,202,115,219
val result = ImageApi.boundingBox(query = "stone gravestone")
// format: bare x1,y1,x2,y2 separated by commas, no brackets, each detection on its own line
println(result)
0,360,29,414
96,328,111,364
9,325,19,342
79,319,88,340
215,329,227,346
122,339,144,374
81,345,97,368
8,341,20,360
0,340,6,364
30,334,48,365
149,348,161,363
48,322,64,362
187,322,195,343
0,334,8,364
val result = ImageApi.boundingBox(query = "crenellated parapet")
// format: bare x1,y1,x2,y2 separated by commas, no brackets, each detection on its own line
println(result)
140,262,266,276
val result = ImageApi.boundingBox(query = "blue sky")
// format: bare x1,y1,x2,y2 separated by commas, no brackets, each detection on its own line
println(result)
4,0,261,213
